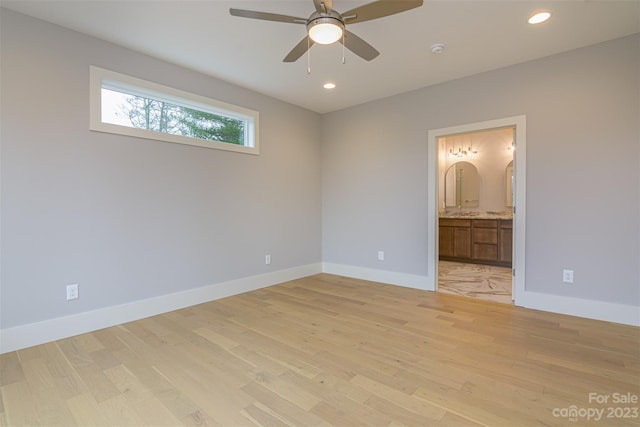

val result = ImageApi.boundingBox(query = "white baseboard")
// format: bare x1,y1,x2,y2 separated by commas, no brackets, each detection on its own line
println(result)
518,290,640,327
322,262,430,290
0,263,322,354
4,263,636,353
323,263,639,326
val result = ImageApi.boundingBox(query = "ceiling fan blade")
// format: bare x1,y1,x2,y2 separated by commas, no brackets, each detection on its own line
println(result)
340,30,380,61
230,8,306,24
312,0,333,13
283,37,315,62
324,0,333,12
342,0,423,24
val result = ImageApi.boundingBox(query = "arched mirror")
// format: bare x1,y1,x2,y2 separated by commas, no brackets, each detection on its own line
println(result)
445,161,479,208
505,160,514,207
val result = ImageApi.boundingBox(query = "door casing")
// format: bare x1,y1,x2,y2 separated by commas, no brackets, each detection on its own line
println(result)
427,116,526,304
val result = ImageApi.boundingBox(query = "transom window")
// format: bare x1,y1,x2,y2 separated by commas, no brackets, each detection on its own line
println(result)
90,66,259,154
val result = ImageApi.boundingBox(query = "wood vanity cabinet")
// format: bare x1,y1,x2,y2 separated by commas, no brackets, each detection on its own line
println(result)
439,218,512,267
439,219,471,259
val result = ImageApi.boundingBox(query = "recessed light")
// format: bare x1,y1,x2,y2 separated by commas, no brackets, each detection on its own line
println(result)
528,12,551,24
323,82,336,90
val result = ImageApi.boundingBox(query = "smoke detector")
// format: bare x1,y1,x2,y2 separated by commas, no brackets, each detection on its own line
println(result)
431,43,445,54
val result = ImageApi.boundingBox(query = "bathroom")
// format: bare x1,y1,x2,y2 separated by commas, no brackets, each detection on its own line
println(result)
437,127,514,303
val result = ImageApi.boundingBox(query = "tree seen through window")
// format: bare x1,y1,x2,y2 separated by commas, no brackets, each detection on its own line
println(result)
105,89,245,145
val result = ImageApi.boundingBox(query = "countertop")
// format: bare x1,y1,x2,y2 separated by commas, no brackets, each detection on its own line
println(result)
439,211,513,220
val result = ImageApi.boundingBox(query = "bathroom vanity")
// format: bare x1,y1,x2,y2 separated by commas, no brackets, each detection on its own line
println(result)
439,215,512,267
440,150,514,267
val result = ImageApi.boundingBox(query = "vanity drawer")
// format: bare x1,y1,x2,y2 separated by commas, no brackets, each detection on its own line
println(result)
472,219,498,228
439,219,471,228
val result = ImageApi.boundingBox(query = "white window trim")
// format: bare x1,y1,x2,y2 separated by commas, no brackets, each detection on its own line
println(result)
90,66,259,155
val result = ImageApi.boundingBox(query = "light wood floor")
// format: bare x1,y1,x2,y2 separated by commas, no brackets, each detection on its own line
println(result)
1,274,639,426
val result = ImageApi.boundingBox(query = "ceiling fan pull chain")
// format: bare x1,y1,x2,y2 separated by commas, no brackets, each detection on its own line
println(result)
307,36,312,74
342,31,346,64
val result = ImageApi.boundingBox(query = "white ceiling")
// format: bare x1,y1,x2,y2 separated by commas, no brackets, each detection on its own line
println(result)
3,1,639,113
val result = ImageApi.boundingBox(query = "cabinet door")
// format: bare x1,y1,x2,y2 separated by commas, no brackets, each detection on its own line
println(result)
454,227,471,258
473,243,498,261
499,220,513,263
439,227,454,257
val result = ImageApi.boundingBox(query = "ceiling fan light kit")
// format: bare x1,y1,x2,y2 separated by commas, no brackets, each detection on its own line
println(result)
307,12,344,44
230,0,424,64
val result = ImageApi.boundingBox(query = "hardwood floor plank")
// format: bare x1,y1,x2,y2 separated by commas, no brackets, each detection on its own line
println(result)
437,411,485,427
15,346,42,363
97,394,148,426
282,370,392,426
40,343,89,399
241,402,292,427
241,381,327,427
30,387,78,427
351,374,445,420
1,273,638,426
153,386,220,427
66,392,106,426
248,370,321,412
20,357,55,392
310,401,375,427
0,353,24,387
1,381,41,426
363,394,442,426
151,357,254,426
131,395,186,426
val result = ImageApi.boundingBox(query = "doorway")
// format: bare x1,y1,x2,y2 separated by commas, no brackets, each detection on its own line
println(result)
426,116,526,305
437,128,514,304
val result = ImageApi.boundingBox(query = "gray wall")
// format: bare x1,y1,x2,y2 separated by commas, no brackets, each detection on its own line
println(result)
1,10,322,329
322,34,639,306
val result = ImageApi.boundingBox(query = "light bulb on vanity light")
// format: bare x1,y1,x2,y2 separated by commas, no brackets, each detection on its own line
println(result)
448,136,476,159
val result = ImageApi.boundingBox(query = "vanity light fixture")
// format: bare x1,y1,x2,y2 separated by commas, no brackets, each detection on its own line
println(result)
448,136,477,159
448,147,477,158
528,11,551,24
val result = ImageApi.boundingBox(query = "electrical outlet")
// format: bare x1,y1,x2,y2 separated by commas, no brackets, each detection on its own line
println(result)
66,284,79,300
562,269,574,283
265,254,271,265
378,251,384,261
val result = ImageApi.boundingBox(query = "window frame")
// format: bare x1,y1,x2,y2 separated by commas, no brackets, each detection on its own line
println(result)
90,66,259,155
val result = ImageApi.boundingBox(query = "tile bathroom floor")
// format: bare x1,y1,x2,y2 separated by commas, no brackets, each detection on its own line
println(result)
438,260,513,304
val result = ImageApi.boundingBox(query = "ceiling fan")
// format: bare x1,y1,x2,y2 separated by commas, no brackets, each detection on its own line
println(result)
230,0,424,63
